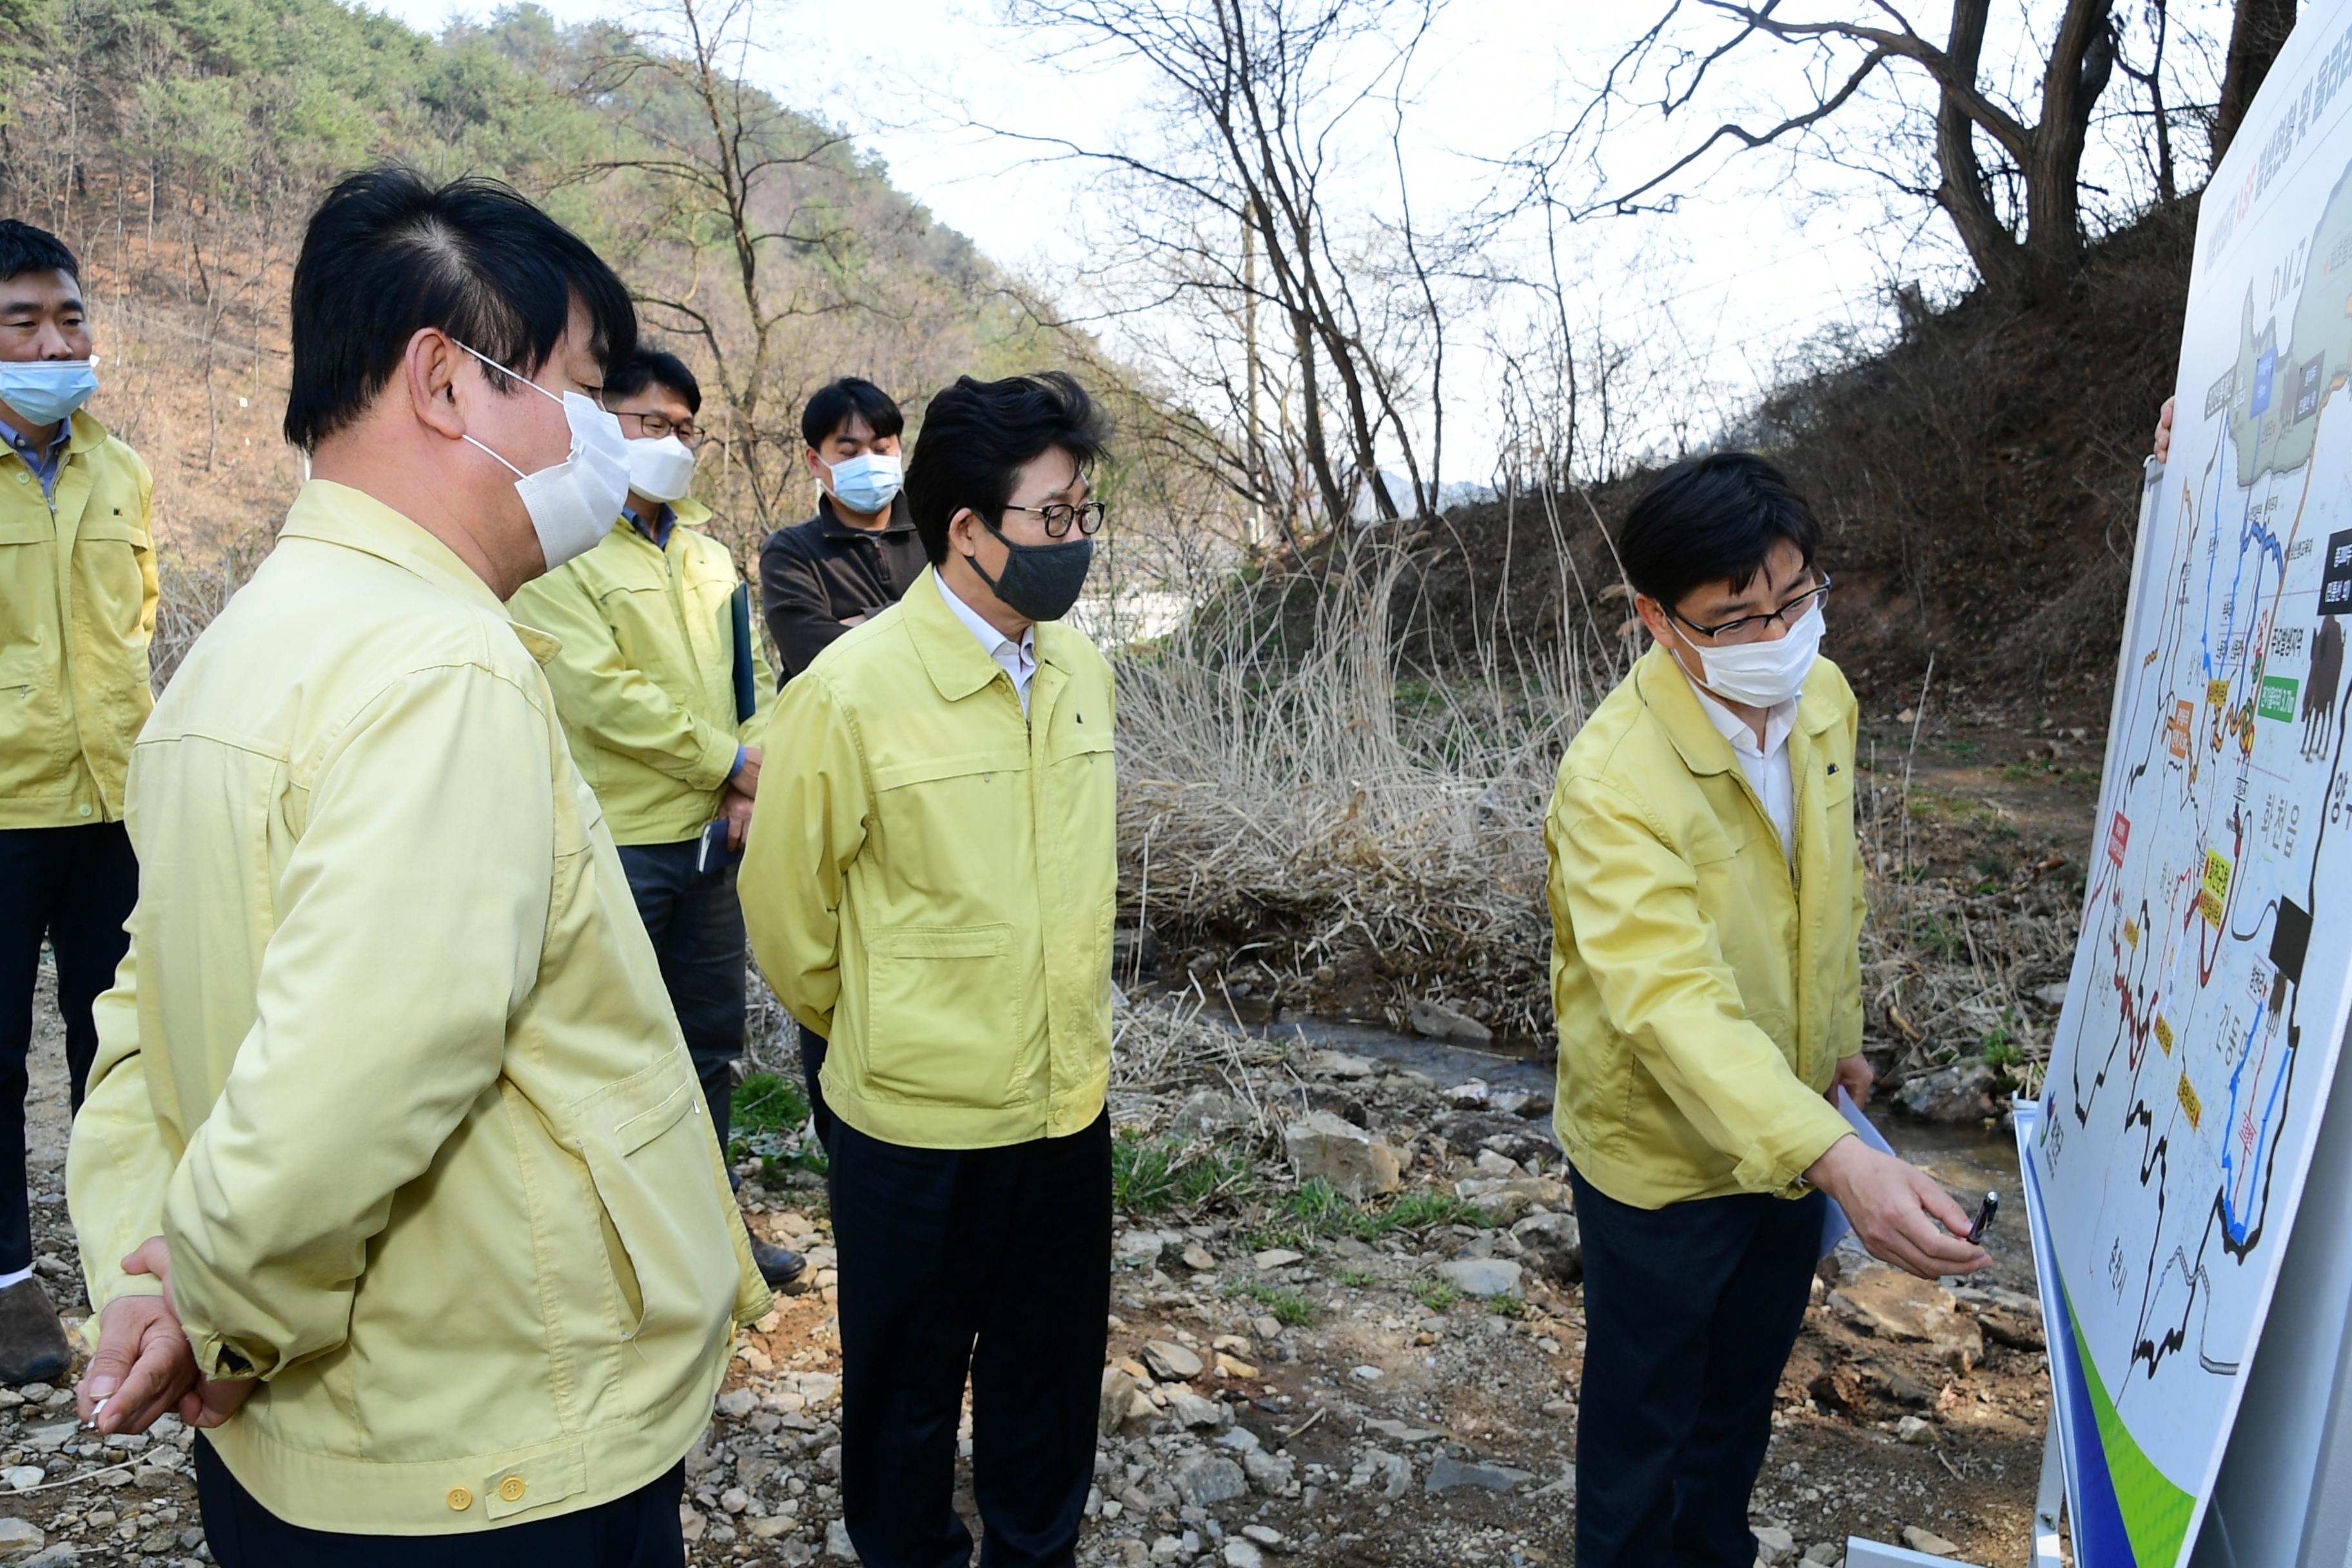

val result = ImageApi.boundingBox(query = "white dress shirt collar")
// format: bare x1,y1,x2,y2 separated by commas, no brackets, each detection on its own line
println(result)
935,571,1038,715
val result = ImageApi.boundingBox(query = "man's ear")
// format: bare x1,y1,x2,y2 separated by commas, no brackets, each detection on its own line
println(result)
945,507,977,560
805,446,828,487
405,329,467,442
1634,592,1676,646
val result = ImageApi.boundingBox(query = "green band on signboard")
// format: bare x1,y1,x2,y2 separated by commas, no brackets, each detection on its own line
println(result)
2259,674,2300,721
2065,1277,2198,1566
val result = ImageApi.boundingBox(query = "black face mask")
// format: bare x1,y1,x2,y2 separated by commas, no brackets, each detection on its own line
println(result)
968,520,1093,622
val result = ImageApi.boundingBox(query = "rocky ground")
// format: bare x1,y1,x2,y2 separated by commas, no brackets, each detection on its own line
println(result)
12,966,2061,1568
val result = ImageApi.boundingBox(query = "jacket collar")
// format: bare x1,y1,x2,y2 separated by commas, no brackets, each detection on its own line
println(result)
814,493,914,538
609,495,715,551
277,482,552,663
900,564,1077,703
1636,642,1843,776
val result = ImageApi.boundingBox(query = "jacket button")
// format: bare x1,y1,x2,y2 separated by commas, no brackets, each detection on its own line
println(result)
446,1486,473,1511
498,1476,527,1503
12,473,24,485
77,806,90,818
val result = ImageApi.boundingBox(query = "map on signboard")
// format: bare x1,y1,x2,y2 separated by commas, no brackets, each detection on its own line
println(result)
2035,5,2352,1563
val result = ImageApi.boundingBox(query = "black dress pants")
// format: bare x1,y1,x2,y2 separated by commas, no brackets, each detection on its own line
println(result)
798,1023,836,1150
195,1436,685,1566
1569,1163,1825,1568
831,1110,1112,1568
617,841,747,1154
0,823,137,1273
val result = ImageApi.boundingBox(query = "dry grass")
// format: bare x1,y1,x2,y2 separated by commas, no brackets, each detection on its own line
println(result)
1112,542,1613,1039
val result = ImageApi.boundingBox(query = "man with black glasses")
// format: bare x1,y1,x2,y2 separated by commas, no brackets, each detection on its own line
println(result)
742,372,1116,1568
1544,451,1989,1568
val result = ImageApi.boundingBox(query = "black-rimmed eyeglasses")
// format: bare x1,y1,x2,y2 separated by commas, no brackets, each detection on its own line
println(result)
1001,500,1108,538
1666,574,1832,645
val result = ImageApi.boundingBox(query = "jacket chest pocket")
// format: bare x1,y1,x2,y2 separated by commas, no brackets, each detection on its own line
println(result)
0,518,55,667
1042,728,1117,924
74,513,152,637
873,749,1029,905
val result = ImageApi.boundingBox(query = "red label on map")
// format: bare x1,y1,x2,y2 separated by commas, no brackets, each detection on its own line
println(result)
2108,812,2132,867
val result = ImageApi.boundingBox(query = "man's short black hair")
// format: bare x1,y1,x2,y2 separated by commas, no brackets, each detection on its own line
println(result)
801,377,903,450
904,372,1110,567
605,348,701,415
283,167,637,451
0,222,80,285
1616,451,1819,610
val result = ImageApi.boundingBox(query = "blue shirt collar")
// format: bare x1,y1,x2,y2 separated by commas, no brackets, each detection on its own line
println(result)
0,412,70,504
622,501,676,550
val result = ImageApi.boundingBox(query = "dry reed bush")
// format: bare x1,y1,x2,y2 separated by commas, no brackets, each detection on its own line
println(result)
1108,991,1297,1141
1111,538,1607,1039
1850,715,2080,1093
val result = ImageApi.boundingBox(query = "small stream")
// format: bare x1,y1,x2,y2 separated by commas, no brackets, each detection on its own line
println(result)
1222,1011,2038,1297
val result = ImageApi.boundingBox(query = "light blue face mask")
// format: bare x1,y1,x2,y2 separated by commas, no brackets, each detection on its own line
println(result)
826,451,903,514
0,360,98,427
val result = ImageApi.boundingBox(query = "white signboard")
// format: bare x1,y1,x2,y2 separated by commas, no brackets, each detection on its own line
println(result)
2033,5,2352,1563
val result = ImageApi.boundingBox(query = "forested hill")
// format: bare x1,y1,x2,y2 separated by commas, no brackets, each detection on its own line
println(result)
0,0,1066,591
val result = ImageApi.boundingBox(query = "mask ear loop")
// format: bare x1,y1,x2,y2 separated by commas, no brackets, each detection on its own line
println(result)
447,338,564,481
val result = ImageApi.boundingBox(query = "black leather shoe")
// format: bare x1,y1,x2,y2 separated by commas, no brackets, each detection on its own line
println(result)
753,1240,807,1291
0,1278,72,1385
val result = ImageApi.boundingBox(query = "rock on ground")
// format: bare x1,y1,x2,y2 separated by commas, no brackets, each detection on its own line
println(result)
1423,1454,1531,1494
1435,1258,1523,1297
1283,1109,1402,1200
1409,998,1494,1045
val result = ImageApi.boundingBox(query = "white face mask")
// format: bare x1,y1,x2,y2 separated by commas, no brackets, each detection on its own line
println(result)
452,340,631,573
625,434,698,504
1676,597,1825,708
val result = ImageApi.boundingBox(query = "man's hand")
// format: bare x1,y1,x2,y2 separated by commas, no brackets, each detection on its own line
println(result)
179,1373,255,1431
730,746,762,798
723,785,755,852
77,1238,195,1436
1828,1052,1875,1109
2155,395,2176,463
1805,1137,1991,1280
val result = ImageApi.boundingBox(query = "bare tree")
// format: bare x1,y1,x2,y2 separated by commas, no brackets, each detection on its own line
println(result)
1554,0,2132,304
2215,0,2297,161
997,0,1454,529
576,0,861,533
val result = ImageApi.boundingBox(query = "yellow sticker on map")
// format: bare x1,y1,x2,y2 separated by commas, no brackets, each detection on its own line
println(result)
2178,1072,2203,1131
2209,678,2232,707
2156,1016,2175,1055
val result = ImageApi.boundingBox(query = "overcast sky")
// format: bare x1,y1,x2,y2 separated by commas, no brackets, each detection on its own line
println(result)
366,0,2224,471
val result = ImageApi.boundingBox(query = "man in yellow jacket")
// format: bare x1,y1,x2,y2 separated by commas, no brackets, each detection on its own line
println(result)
1547,453,1988,1568
0,219,155,1384
507,347,803,1290
743,371,1116,1568
65,169,766,1562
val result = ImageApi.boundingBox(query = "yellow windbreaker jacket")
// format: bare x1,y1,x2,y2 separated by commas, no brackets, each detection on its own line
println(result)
741,567,1118,1149
1547,644,1863,1209
67,482,769,1536
506,500,774,846
0,409,157,827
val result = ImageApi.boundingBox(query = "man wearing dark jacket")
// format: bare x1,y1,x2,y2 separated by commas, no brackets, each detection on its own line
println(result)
756,378,924,1148
758,378,924,685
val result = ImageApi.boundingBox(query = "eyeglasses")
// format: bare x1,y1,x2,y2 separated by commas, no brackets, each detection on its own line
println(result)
1001,500,1108,539
1667,574,1832,645
614,410,700,444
